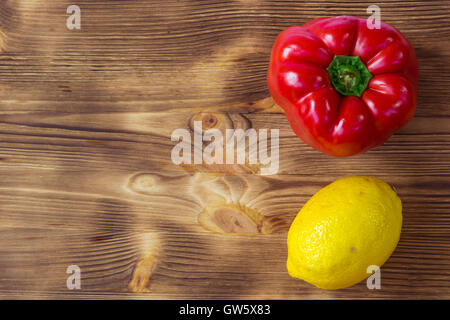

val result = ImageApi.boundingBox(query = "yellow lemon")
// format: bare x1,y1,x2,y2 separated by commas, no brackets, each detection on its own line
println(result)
287,176,402,290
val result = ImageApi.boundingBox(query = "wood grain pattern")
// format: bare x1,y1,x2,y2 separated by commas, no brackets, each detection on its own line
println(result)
0,0,450,299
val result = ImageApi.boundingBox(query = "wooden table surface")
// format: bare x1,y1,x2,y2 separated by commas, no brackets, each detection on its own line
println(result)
0,0,449,299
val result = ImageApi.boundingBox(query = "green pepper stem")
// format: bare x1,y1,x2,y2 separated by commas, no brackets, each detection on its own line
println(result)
326,55,372,97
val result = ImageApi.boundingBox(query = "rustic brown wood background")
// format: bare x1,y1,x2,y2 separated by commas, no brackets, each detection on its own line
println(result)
0,0,449,299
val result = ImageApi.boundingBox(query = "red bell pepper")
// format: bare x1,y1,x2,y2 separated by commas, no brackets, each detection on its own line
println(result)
267,16,418,157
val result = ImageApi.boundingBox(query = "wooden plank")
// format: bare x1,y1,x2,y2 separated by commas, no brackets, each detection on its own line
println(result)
0,1,449,115
1,171,449,298
0,108,449,176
